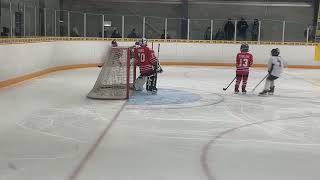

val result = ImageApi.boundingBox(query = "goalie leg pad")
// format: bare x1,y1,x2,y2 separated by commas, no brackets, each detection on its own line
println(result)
146,73,157,92
135,75,147,91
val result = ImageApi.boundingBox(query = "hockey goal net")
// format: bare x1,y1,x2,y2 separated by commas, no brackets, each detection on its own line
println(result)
87,46,136,100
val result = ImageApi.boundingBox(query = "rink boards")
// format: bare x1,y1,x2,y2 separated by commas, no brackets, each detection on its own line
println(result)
1,38,320,88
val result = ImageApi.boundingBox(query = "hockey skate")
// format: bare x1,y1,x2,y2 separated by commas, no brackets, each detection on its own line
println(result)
234,87,240,94
259,90,269,96
152,89,158,95
268,86,275,95
146,90,157,95
242,87,247,94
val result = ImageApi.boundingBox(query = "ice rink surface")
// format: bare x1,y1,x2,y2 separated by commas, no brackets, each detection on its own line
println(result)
1,66,320,180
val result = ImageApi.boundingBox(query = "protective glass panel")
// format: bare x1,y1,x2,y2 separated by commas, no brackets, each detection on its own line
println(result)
37,7,45,36
285,21,307,42
45,8,55,36
145,16,165,39
260,20,283,42
167,18,188,39
56,10,68,37
10,1,24,37
0,0,11,37
189,19,211,40
70,11,84,37
86,13,102,37
103,15,122,38
124,15,142,39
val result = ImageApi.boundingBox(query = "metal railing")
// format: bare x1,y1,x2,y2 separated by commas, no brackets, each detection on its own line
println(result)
0,1,315,44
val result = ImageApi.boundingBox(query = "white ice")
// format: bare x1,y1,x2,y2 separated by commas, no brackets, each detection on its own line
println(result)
1,66,320,180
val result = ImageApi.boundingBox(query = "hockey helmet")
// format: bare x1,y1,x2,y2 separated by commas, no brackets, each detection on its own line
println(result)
111,40,118,47
135,41,141,46
240,43,249,52
140,38,148,47
271,48,280,56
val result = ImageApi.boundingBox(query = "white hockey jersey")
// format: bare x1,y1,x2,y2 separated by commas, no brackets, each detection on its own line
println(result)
268,56,287,77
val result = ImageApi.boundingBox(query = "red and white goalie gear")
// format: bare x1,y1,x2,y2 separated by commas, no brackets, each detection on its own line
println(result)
135,47,158,76
134,75,147,91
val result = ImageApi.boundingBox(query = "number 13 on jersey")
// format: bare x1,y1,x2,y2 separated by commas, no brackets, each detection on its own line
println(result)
239,58,249,67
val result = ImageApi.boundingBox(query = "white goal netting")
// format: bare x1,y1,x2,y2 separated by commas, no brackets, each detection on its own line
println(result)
87,47,136,100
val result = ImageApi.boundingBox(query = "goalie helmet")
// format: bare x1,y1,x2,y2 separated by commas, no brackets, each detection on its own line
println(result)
140,38,148,47
240,44,249,52
271,48,280,56
111,40,118,47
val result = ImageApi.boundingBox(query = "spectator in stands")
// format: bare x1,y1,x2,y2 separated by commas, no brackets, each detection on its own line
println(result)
1,27,9,37
71,27,80,37
224,19,235,40
251,19,259,41
111,29,121,38
161,29,171,39
204,26,211,40
215,28,224,40
127,28,138,38
237,17,249,40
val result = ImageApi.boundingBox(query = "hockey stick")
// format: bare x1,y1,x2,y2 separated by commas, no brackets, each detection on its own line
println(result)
157,43,160,59
223,76,237,91
251,74,269,93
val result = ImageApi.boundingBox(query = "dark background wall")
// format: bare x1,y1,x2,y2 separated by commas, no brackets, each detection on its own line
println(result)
60,0,316,41
0,0,60,36
0,0,318,41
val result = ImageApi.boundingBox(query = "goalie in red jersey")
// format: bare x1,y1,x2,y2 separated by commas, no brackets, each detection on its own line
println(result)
134,38,163,94
235,44,253,94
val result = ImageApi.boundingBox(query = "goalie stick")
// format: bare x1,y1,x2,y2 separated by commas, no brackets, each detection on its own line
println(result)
151,42,163,73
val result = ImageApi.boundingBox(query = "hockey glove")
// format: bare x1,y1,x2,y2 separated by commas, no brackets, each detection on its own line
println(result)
156,65,164,74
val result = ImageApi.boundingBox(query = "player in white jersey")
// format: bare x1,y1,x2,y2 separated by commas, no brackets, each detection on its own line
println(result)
259,48,287,96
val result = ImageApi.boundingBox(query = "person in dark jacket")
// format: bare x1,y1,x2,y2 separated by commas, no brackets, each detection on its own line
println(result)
127,28,138,38
111,29,122,38
215,28,224,40
237,17,249,40
1,27,9,37
224,19,235,40
251,19,259,41
161,29,171,39
204,27,211,40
